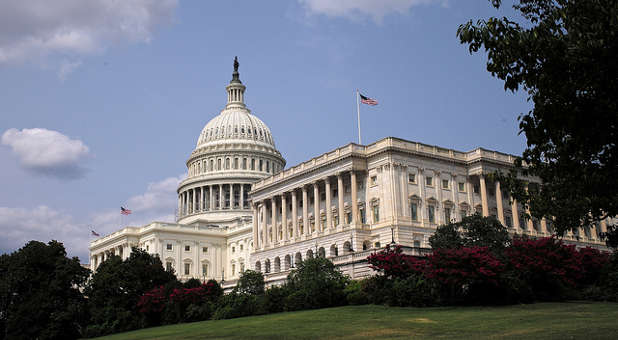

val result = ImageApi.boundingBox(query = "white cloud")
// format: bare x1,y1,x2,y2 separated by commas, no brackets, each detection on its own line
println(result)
2,128,90,179
57,59,82,81
0,174,185,263
0,0,178,76
0,205,90,261
298,0,446,22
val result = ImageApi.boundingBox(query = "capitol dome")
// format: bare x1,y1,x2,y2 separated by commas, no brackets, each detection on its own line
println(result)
176,57,286,225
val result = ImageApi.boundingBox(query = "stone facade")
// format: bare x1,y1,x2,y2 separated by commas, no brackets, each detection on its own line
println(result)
89,61,611,288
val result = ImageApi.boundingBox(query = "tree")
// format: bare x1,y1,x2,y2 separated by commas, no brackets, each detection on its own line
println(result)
457,0,618,235
285,257,349,310
234,270,265,295
429,214,511,252
0,240,90,340
84,248,177,336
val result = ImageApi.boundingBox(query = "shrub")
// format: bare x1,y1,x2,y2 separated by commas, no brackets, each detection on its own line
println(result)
212,293,262,320
360,276,392,305
429,214,510,252
389,275,435,307
183,278,203,289
344,280,368,305
235,270,265,295
285,257,349,310
264,285,289,313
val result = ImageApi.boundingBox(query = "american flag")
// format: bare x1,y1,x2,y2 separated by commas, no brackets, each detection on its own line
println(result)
360,93,378,106
121,207,132,215
91,230,100,237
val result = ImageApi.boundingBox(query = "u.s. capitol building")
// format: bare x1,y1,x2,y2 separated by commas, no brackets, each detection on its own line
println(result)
89,60,610,287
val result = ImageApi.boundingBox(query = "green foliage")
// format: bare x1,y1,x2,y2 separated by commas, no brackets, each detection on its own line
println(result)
0,240,90,340
343,280,368,305
389,275,435,307
234,269,265,295
429,214,510,252
601,225,618,249
85,248,177,336
285,257,349,311
183,278,202,289
457,0,618,235
212,293,264,320
263,285,289,313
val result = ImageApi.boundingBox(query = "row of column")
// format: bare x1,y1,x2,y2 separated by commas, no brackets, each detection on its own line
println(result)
178,183,249,217
253,170,361,250
91,244,127,270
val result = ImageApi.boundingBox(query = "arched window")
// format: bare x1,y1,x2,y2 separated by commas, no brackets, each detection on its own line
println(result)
225,158,230,169
217,159,222,170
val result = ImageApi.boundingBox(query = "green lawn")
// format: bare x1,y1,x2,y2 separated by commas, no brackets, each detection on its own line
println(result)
93,302,618,340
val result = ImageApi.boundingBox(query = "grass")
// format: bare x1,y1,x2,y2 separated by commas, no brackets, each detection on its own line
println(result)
93,302,618,340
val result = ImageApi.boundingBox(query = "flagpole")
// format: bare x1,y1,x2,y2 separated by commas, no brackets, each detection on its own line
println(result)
356,89,362,144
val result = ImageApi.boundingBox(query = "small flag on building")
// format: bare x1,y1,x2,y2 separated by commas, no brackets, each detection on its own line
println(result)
91,230,100,237
120,207,132,215
359,93,378,106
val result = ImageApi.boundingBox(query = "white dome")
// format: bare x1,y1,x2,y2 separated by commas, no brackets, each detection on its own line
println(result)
196,109,275,149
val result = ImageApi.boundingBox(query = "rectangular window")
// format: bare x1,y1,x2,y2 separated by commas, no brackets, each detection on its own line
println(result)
184,263,190,275
445,207,451,223
442,179,449,189
370,176,378,186
202,247,208,253
202,264,208,275
505,215,512,227
240,244,243,250
408,173,416,183
185,245,190,252
243,158,247,169
166,262,172,272
373,205,380,223
410,202,418,221
346,211,352,224
473,184,480,194
166,243,172,251
360,209,366,224
460,210,467,219
232,247,235,253
334,215,339,227
426,176,433,187
458,182,465,192
428,206,435,223
232,264,236,275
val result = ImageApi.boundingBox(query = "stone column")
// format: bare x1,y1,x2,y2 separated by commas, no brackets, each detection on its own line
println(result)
230,184,235,209
292,190,298,239
262,203,268,248
511,197,521,229
351,171,358,226
272,198,278,244
540,217,548,235
302,186,309,236
325,178,332,229
524,185,534,232
240,184,245,209
178,195,182,217
589,222,597,240
219,184,223,210
479,174,489,217
253,203,259,249
313,182,320,233
337,173,344,227
495,180,505,225
209,185,214,211
401,166,409,217
201,187,205,211
282,193,288,241
193,188,197,214
600,219,608,233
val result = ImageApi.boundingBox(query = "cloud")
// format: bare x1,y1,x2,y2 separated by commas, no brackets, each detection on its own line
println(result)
298,0,446,22
0,174,185,263
0,0,178,74
57,59,82,81
1,128,90,179
0,205,90,261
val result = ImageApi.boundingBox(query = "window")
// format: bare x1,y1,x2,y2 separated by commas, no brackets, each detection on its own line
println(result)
243,158,247,169
505,215,512,227
373,205,380,223
234,158,238,169
240,263,245,272
202,247,208,253
185,245,190,252
408,173,416,183
166,243,172,251
202,263,208,275
426,176,433,186
225,158,230,169
146,245,149,251
240,244,243,251
266,161,270,173
333,188,338,197
370,176,378,186
232,247,235,253
460,209,467,219
428,206,435,223
360,209,366,224
232,264,236,275
410,202,418,221
346,211,352,224
445,207,451,223
458,182,465,192
259,160,263,171
166,262,173,272
184,263,190,275
251,159,255,170
442,179,449,189
473,184,480,194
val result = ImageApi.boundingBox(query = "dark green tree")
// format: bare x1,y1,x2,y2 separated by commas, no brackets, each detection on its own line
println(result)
0,241,90,340
234,270,265,295
285,257,349,310
457,0,617,235
429,214,511,252
84,248,177,336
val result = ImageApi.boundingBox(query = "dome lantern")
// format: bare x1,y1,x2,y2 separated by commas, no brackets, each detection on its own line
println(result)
226,56,246,109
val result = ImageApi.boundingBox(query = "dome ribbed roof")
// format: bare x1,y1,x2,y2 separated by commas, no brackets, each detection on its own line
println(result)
196,109,275,148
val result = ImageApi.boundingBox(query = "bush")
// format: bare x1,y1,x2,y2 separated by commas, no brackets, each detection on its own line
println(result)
235,270,265,295
285,257,349,311
344,280,368,305
212,293,263,320
183,278,203,289
367,245,425,279
429,214,510,252
360,276,392,305
389,275,435,307
264,285,289,313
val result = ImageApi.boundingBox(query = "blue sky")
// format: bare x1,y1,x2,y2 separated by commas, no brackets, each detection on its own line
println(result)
0,0,529,262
